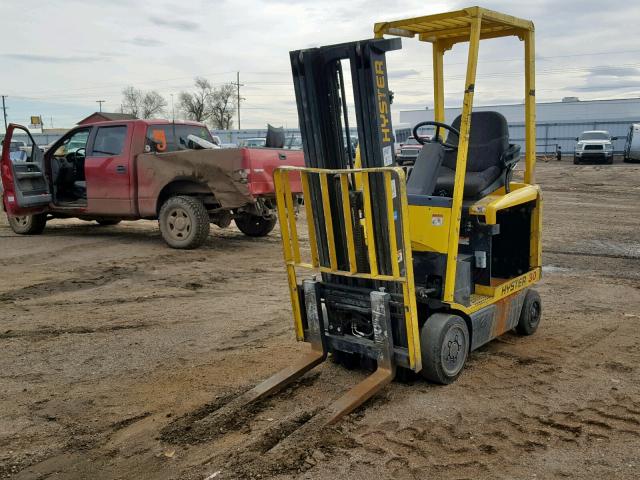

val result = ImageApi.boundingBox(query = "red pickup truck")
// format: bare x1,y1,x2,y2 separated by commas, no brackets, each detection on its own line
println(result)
1,120,303,249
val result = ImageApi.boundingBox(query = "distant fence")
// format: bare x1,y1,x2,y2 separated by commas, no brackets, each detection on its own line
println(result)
3,120,636,155
215,120,637,154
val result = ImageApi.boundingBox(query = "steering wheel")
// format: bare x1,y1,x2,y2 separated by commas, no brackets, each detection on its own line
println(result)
412,121,460,150
66,148,86,178
66,147,86,162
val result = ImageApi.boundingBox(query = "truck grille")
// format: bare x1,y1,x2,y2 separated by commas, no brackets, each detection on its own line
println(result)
584,144,604,151
400,148,419,156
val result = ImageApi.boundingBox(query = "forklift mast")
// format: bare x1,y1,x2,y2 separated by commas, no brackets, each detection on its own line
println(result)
290,38,401,277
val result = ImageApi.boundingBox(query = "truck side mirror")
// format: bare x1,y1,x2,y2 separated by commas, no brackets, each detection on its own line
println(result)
612,136,619,141
575,137,579,141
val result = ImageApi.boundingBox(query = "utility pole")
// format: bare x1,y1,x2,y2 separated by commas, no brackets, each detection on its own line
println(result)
232,72,244,130
96,100,105,112
170,94,175,122
1,95,8,132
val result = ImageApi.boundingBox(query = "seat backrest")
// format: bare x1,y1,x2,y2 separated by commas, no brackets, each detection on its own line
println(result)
443,111,509,172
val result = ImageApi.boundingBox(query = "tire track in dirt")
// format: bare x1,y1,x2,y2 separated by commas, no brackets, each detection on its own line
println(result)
348,395,640,479
0,322,154,340
0,265,139,303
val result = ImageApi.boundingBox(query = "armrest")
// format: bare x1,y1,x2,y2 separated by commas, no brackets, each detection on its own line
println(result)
501,144,521,168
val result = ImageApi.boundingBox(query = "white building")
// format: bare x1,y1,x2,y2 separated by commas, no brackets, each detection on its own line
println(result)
399,97,640,153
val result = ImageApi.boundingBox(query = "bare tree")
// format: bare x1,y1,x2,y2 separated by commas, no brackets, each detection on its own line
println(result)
210,84,236,130
121,86,142,117
121,86,167,118
178,77,213,123
141,91,167,118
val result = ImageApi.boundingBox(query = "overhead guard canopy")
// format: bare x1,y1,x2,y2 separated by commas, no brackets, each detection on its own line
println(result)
374,6,534,49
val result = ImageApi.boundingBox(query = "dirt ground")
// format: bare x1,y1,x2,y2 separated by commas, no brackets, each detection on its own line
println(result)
1,157,639,480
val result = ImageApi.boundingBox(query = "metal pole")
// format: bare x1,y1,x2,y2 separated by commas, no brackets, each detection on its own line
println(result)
1,95,7,131
96,100,105,112
237,72,241,130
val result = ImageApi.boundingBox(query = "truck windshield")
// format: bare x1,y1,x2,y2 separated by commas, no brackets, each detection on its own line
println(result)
146,124,214,153
580,132,610,140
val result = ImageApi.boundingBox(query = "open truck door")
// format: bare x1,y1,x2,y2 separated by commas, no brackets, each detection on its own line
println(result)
1,124,51,216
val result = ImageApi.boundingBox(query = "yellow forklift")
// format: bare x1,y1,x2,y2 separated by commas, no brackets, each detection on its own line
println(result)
214,6,542,427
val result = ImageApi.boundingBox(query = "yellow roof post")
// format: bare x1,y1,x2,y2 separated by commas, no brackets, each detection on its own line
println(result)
524,28,536,184
442,12,482,302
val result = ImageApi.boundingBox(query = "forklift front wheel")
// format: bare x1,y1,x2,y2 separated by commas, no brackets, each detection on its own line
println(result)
420,314,469,385
515,289,542,336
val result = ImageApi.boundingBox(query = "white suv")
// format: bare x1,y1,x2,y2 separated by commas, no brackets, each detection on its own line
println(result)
574,130,615,164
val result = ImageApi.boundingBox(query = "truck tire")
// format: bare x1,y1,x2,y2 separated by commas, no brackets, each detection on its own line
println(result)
234,213,277,237
158,196,210,249
573,155,579,165
515,289,542,336
419,313,469,385
7,214,47,235
96,219,122,226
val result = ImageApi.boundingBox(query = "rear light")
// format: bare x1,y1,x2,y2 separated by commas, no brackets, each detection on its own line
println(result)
235,168,250,183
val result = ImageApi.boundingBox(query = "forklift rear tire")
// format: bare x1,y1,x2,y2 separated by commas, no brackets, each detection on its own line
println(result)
515,289,542,336
234,213,277,237
420,313,469,385
8,214,47,235
159,195,210,249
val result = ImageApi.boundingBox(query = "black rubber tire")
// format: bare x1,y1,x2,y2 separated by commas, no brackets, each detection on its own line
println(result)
573,156,579,165
234,213,276,237
96,219,122,226
419,313,469,385
158,196,210,249
606,156,614,165
516,289,542,336
7,213,47,235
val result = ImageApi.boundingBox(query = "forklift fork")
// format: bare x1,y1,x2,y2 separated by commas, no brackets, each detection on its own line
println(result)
198,281,396,432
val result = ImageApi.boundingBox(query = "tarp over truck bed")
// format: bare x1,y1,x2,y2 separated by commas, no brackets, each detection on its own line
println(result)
137,148,254,210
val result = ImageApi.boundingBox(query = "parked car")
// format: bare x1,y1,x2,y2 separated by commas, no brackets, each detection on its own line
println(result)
623,123,640,163
1,120,304,249
240,138,267,148
396,136,429,165
574,130,615,164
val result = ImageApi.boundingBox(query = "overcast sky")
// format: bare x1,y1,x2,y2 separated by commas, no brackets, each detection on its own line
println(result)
2,0,640,130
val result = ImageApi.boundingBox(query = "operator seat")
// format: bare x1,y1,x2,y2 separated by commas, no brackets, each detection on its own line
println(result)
436,111,516,198
406,111,519,200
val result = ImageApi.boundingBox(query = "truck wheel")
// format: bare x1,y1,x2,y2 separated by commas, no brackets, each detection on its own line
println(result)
159,196,210,249
419,313,469,385
515,289,542,336
96,219,122,226
573,156,579,165
234,213,276,237
7,214,47,235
